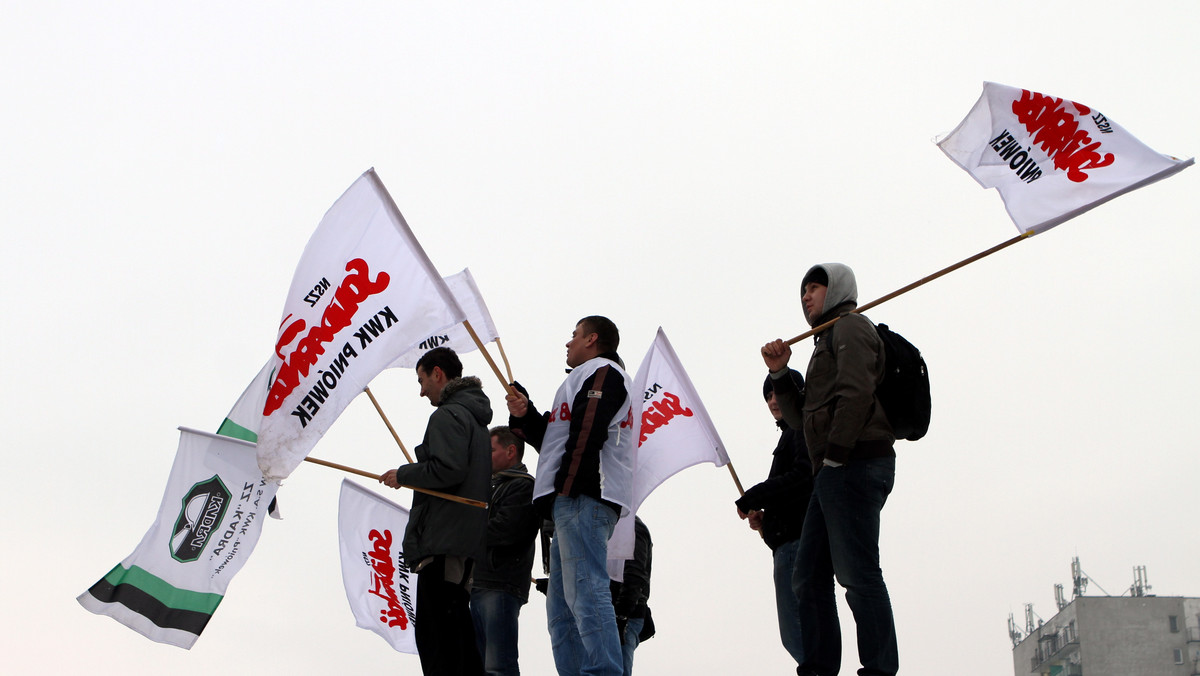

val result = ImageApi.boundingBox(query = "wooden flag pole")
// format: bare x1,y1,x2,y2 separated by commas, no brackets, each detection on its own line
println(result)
364,386,414,464
783,231,1034,346
726,461,746,496
462,319,516,397
494,337,515,383
302,455,487,508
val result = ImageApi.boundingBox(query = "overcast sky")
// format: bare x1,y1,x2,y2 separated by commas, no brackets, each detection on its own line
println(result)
4,2,1198,674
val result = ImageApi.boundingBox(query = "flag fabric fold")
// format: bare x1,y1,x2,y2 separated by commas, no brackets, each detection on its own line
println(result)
257,169,466,480
217,358,275,443
338,479,419,654
387,268,500,370
77,428,279,649
938,81,1193,235
608,328,729,570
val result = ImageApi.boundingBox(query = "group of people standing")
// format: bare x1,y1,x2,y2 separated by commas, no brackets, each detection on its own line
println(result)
381,315,652,676
380,261,899,676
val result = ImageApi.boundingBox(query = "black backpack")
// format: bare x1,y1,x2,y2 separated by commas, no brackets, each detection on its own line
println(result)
873,323,931,441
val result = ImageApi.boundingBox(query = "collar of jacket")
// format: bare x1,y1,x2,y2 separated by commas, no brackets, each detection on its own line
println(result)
813,302,859,341
439,375,483,405
564,351,624,374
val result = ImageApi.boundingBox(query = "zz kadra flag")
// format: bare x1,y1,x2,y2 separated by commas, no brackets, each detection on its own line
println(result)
338,479,419,654
77,428,279,649
938,81,1193,235
388,267,500,370
609,327,729,569
257,169,466,481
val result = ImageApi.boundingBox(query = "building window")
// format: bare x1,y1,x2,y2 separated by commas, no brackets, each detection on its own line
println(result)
1174,648,1184,665
1169,615,1180,633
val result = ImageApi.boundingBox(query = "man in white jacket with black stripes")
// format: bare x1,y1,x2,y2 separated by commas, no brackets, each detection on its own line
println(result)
506,315,634,676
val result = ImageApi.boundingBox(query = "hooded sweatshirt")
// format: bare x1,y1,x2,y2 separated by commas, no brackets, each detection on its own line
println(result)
775,263,894,469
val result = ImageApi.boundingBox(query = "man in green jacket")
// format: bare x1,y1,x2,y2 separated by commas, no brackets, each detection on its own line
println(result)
381,347,492,676
761,263,898,676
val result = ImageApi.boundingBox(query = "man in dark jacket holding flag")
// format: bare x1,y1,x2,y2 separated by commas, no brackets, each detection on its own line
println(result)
381,346,492,676
761,263,898,676
735,370,813,670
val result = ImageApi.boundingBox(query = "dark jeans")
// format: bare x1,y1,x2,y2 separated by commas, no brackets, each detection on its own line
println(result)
470,588,524,676
793,457,897,676
415,556,484,676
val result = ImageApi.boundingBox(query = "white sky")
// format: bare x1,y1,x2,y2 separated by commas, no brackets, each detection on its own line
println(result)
4,2,1198,674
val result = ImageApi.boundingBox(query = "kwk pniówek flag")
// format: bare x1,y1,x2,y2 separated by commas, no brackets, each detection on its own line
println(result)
938,81,1193,234
77,428,279,649
257,169,466,480
387,268,500,370
609,328,729,570
338,479,419,654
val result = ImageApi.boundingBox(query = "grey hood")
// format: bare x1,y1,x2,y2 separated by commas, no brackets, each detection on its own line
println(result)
803,263,858,327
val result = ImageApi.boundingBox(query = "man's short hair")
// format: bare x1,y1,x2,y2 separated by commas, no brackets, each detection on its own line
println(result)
577,315,619,353
415,346,463,380
490,425,525,460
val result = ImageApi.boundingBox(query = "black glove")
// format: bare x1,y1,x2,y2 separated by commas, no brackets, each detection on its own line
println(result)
616,615,628,645
534,578,548,596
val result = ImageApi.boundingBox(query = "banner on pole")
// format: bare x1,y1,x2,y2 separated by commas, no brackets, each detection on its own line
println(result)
338,479,419,654
938,81,1192,234
609,328,729,570
77,428,279,649
258,169,466,480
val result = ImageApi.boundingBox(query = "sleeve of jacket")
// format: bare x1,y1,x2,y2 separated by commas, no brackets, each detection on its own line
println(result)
509,397,549,451
393,406,472,490
826,315,883,462
487,475,539,547
734,428,813,513
563,364,628,463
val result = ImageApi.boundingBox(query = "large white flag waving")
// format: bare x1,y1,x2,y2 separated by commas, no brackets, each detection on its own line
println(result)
77,428,279,649
258,169,466,480
388,268,500,370
338,479,419,654
938,82,1192,235
608,328,729,570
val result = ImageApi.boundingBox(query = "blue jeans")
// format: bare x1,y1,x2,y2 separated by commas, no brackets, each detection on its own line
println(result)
773,538,805,667
793,457,897,676
547,494,623,676
471,588,524,676
621,616,644,675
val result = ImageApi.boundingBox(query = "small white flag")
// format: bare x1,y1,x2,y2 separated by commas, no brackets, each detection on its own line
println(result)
338,479,420,654
939,81,1192,234
387,268,500,370
609,328,729,568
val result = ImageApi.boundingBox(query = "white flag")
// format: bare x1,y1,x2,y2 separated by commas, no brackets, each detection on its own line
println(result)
78,428,279,649
338,479,419,654
258,169,466,480
388,268,500,369
609,328,729,568
939,81,1192,235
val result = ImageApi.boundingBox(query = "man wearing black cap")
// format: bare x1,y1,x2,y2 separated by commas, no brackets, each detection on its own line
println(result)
734,370,813,671
760,263,898,676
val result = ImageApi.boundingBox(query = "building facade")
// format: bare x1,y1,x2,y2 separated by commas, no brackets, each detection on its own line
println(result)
1012,596,1200,676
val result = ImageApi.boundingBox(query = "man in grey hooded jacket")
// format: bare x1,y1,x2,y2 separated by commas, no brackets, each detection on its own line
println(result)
381,346,492,676
761,263,898,676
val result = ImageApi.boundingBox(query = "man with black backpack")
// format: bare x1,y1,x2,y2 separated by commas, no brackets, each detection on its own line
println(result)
761,263,899,676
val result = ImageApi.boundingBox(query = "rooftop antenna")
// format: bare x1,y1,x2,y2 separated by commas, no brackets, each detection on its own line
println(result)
1054,583,1068,610
1008,612,1024,647
1024,603,1038,635
1131,565,1151,597
1071,556,1088,598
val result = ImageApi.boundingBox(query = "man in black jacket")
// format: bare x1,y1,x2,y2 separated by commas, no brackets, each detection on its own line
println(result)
470,426,540,676
735,370,813,672
380,347,491,676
